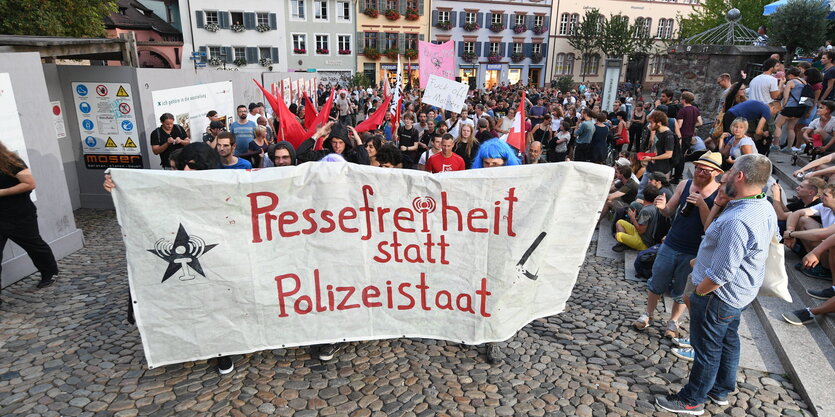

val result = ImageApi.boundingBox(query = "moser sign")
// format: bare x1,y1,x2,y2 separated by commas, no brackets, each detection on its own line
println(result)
109,163,611,368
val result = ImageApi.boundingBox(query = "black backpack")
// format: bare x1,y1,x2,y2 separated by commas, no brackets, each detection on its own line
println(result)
791,79,815,107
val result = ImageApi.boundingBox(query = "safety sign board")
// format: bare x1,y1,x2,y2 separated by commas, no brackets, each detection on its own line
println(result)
72,82,141,158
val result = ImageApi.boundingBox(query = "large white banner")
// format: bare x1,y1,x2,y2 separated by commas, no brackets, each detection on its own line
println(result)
151,81,234,141
110,162,612,368
0,73,34,199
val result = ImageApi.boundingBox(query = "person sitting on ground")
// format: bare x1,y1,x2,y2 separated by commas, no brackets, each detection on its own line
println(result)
792,230,835,306
636,171,673,204
598,164,639,226
793,150,835,181
783,183,835,279
771,177,825,228
783,295,835,326
613,185,662,252
718,118,757,171
799,100,835,156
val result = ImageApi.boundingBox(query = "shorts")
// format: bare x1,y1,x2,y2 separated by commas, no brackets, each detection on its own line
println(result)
780,106,807,118
646,244,696,304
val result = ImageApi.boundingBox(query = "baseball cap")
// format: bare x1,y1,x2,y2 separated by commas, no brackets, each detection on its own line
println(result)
209,120,225,129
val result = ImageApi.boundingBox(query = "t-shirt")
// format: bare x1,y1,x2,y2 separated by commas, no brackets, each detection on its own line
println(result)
747,73,779,104
727,100,771,122
575,120,595,144
648,130,675,174
809,203,835,227
426,153,465,173
728,136,758,159
229,120,257,155
676,105,700,138
221,157,253,170
418,149,441,168
787,198,821,212
529,105,547,123
397,126,420,163
150,124,188,168
0,159,35,217
637,205,661,247
824,66,835,100
807,116,835,136
618,178,639,204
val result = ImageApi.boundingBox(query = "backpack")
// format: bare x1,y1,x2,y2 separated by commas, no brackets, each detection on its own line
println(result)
791,79,815,107
635,244,661,279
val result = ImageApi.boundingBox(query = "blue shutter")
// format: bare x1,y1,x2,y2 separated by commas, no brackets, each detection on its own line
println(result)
501,14,507,28
477,12,484,28
500,42,506,57
525,15,533,30
432,10,438,26
543,16,549,33
244,12,256,29
271,47,279,62
450,11,457,26
475,42,482,56
198,46,207,62
458,40,464,57
223,46,233,62
219,12,230,29
459,12,466,27
195,11,205,28
523,43,532,57
482,42,489,56
541,43,548,58
246,47,258,62
269,13,277,29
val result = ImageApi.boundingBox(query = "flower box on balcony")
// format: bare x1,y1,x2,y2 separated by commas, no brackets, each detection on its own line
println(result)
489,23,505,33
384,9,400,20
463,22,480,32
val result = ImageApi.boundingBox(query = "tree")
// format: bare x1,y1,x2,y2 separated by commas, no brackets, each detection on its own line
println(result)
597,14,635,58
0,0,118,37
677,0,772,41
769,0,828,63
567,9,602,81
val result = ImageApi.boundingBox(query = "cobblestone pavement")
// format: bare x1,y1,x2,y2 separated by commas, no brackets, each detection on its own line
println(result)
0,209,814,417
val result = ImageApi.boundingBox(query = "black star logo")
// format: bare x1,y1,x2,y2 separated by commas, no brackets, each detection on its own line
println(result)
148,224,217,283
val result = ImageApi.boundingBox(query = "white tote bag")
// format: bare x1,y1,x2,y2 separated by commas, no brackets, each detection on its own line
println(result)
758,236,792,303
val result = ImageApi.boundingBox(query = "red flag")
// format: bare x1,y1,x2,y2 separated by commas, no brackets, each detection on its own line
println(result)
355,95,392,133
505,91,526,152
303,92,318,129
254,79,320,149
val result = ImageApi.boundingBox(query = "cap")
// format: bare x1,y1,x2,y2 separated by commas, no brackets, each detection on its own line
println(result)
693,151,724,172
209,120,225,129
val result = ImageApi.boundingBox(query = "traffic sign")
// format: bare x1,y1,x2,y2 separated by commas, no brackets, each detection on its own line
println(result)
195,63,207,68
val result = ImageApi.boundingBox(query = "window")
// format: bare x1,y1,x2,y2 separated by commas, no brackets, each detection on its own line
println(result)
230,12,243,25
464,42,475,54
534,16,544,27
337,1,351,21
386,0,397,10
291,0,305,19
407,0,418,9
314,0,328,20
638,17,652,37
209,46,221,59
582,53,600,75
465,12,476,24
364,32,377,49
439,11,450,22
513,43,523,54
516,14,526,28
293,34,307,53
532,44,541,55
386,33,397,50
259,47,270,60
363,0,375,10
405,34,418,50
205,11,219,25
555,53,574,75
657,18,674,39
489,42,500,54
570,13,579,35
559,14,568,35
651,55,667,75
234,46,245,60
315,35,329,53
256,12,269,26
338,35,351,52
491,13,502,25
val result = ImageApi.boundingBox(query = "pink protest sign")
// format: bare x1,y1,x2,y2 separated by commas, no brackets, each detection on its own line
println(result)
418,40,455,89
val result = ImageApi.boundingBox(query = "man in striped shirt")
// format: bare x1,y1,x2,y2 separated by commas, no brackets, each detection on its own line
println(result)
656,154,778,415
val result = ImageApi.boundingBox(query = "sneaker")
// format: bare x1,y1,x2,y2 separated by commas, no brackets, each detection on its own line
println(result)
486,343,503,365
217,356,234,375
664,320,679,339
807,286,835,300
783,308,815,325
672,337,691,348
707,392,730,406
770,144,780,151
36,275,55,289
633,313,651,330
318,343,343,361
672,347,694,361
655,394,704,415
612,243,628,252
791,146,802,153
802,265,832,280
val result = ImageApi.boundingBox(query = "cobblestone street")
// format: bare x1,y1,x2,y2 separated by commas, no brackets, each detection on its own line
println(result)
0,209,814,417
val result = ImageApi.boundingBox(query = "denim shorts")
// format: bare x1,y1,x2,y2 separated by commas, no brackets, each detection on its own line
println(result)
646,244,696,303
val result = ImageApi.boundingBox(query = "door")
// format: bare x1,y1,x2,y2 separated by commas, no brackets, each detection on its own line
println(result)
528,68,541,87
626,54,647,83
485,70,500,89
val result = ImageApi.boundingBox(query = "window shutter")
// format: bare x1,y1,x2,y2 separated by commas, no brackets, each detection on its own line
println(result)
541,43,548,58
358,31,365,51
419,34,424,41
501,14,507,28
459,12,466,27
398,33,405,52
475,42,482,56
432,10,438,26
195,11,205,28
271,47,279,62
482,42,489,56
223,46,233,62
219,12,230,29
199,46,207,62
500,42,506,57
458,41,464,57
419,0,424,15
523,43,532,57
269,13,277,29
399,0,407,14
244,12,255,29
246,47,257,62
477,12,483,28
525,15,533,30
450,11,457,26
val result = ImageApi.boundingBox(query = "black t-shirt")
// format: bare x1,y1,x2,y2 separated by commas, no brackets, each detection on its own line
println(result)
150,125,187,167
398,126,420,163
0,160,36,218
453,140,480,169
787,197,821,211
648,130,675,174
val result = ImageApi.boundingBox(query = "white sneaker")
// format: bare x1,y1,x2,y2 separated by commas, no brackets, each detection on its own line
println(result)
633,313,651,330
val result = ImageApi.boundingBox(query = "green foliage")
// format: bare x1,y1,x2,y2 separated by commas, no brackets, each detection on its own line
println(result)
0,0,118,37
567,9,602,81
597,14,634,58
769,0,828,61
556,76,574,93
677,0,772,40
348,72,372,88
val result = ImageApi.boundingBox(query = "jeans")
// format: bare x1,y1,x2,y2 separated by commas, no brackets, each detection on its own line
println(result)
646,244,695,304
678,293,743,405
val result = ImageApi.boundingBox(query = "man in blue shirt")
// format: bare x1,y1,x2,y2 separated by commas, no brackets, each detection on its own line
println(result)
229,105,257,156
656,154,777,415
573,109,595,162
216,132,252,169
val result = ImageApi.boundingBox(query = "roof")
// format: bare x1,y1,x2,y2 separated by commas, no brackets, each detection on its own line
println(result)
104,0,181,36
0,35,130,63
0,35,125,47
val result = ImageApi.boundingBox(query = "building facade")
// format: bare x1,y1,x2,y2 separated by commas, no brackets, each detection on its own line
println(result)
105,0,184,69
356,0,431,87
546,0,701,87
429,0,551,88
178,0,286,72
284,0,358,84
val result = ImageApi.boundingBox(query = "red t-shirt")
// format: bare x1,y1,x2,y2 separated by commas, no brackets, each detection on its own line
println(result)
426,153,466,173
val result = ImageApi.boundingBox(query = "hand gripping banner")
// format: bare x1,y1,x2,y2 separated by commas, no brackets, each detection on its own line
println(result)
109,162,612,368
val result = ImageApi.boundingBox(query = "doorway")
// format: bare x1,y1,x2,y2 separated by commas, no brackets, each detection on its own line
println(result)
485,70,500,89
626,54,647,84
528,68,541,87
